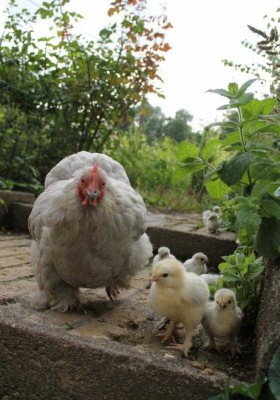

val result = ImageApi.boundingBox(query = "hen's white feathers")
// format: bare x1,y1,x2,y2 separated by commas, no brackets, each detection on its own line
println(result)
29,152,153,311
45,151,130,187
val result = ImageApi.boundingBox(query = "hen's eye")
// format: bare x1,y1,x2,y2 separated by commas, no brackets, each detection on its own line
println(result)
81,178,86,184
101,181,106,187
162,273,169,278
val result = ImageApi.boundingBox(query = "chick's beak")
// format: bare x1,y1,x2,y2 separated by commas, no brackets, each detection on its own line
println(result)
149,275,159,282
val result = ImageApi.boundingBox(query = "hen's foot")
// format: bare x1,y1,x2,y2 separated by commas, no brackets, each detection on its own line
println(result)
106,286,120,301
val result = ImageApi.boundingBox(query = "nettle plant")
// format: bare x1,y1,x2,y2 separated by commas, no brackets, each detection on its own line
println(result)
173,79,280,260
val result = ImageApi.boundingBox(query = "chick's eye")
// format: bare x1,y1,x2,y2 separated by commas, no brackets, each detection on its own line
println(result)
228,300,232,304
162,273,169,278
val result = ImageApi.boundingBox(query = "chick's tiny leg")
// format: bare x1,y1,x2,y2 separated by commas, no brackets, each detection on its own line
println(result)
229,336,241,358
156,320,177,344
204,336,218,351
166,329,193,358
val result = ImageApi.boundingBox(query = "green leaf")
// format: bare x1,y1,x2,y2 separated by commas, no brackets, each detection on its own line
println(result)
242,98,277,119
236,207,261,230
260,199,280,219
201,140,222,161
251,158,280,182
231,376,267,399
172,164,206,184
208,391,229,400
218,93,254,110
205,178,231,199
222,271,241,283
217,152,254,186
237,78,258,97
228,82,239,95
221,131,240,148
175,141,199,162
268,345,280,400
246,261,264,280
205,121,238,130
251,124,280,136
255,217,280,259
207,88,234,99
246,143,275,155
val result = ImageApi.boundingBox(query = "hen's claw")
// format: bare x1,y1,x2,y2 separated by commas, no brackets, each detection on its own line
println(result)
106,286,120,301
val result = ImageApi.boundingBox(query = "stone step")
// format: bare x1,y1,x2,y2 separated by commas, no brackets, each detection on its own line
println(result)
0,228,277,399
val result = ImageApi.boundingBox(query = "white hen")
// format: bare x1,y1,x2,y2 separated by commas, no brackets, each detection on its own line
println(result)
29,151,153,311
183,252,208,275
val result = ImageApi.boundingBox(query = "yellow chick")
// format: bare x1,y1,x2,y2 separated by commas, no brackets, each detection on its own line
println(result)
148,258,209,357
201,288,243,357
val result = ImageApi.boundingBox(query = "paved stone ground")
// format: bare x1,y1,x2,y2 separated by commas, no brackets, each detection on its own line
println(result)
0,232,255,398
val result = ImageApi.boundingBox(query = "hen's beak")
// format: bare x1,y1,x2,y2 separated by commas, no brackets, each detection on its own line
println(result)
86,189,99,206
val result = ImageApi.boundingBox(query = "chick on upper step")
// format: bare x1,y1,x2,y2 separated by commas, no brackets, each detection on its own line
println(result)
152,246,175,265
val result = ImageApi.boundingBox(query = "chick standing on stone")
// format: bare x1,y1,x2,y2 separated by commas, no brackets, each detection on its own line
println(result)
149,258,209,357
202,206,222,226
152,246,175,266
213,206,222,218
201,288,243,357
206,212,220,233
183,252,208,275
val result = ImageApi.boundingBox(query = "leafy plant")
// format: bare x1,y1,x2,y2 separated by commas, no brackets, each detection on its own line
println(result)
173,79,280,259
217,251,264,318
0,0,171,188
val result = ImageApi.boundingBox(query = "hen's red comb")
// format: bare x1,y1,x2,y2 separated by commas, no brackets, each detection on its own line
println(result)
92,163,99,175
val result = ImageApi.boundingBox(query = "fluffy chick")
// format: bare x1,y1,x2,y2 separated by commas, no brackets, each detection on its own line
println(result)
149,258,209,357
206,212,220,233
200,273,220,285
213,206,222,218
202,206,222,226
183,252,208,275
152,246,175,265
201,288,243,357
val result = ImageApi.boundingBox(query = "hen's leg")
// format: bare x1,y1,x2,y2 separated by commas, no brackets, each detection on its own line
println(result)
105,286,120,301
33,258,80,312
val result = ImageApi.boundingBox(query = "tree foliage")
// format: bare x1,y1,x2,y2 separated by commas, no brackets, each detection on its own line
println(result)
0,0,171,187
